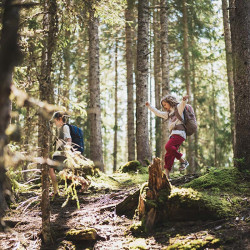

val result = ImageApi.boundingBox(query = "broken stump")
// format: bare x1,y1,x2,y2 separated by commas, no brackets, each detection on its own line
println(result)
138,158,171,232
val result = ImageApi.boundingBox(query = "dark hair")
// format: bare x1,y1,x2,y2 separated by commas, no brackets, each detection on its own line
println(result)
51,111,69,123
160,95,179,109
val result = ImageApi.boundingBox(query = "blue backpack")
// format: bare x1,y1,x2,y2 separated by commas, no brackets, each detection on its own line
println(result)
64,124,84,154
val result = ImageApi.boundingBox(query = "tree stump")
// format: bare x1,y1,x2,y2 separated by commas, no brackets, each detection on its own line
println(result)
138,158,171,232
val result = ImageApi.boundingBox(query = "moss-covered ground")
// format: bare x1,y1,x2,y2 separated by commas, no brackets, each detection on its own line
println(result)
1,166,249,249
128,167,250,249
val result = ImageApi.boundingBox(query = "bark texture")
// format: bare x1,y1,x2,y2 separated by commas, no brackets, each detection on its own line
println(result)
136,0,151,164
138,158,171,232
229,0,250,170
113,39,118,172
153,0,162,158
126,0,136,161
38,0,58,243
0,0,21,222
222,0,235,151
183,0,195,173
88,4,104,171
160,0,170,161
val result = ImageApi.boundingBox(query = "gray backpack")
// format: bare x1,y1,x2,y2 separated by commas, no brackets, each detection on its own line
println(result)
174,104,197,136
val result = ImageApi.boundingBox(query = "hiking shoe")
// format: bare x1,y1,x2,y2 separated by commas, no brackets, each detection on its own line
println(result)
179,160,189,171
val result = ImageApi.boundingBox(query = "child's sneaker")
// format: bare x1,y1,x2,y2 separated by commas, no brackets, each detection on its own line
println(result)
179,160,189,171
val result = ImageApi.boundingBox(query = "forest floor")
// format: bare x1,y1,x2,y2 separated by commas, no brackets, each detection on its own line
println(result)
0,170,250,250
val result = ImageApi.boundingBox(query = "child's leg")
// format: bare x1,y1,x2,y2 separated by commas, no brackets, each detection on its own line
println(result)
164,135,185,176
49,168,59,194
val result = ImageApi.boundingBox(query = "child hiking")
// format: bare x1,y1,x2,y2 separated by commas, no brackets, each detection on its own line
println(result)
50,111,88,197
50,111,72,196
146,95,189,179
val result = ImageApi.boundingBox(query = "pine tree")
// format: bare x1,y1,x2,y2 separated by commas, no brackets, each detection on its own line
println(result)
88,2,104,171
113,38,118,172
229,0,250,170
182,0,195,173
160,0,170,161
221,0,235,151
0,0,21,222
153,0,162,158
136,0,151,164
38,0,58,243
125,0,136,161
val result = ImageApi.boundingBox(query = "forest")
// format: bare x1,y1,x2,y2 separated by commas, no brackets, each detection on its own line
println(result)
0,0,249,249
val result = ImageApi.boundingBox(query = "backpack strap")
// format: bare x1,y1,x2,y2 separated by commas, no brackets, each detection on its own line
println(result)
174,106,184,122
173,106,186,131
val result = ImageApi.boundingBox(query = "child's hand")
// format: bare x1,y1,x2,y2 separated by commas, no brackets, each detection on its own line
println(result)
183,95,189,101
145,101,150,106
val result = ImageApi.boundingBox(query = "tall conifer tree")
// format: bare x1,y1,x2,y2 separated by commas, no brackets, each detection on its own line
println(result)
38,0,58,242
136,0,151,164
229,0,250,170
125,0,136,161
88,2,104,171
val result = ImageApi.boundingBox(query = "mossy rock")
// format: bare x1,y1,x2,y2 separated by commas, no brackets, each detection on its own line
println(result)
66,228,98,241
163,187,233,221
164,233,221,250
184,167,250,194
120,161,148,174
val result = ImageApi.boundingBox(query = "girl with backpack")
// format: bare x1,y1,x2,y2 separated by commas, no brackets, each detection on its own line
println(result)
50,111,89,197
50,111,72,196
146,95,189,179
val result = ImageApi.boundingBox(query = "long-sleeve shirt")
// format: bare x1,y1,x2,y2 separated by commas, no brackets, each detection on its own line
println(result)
147,99,188,139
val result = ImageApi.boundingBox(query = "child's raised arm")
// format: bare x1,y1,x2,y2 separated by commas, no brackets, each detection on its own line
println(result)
145,102,169,119
177,95,189,115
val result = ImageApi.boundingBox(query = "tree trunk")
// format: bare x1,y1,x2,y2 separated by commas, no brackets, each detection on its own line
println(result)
229,0,250,170
211,67,218,168
191,47,199,172
125,0,136,161
138,158,171,232
160,0,170,163
221,0,235,153
38,0,58,243
153,0,162,158
62,0,72,109
88,4,104,171
183,0,195,173
63,29,71,109
113,39,118,172
136,0,151,164
0,0,20,222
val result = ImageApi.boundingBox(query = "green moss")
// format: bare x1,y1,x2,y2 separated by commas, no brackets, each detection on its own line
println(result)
168,187,233,219
184,167,250,195
166,233,221,250
129,238,147,249
66,228,97,240
158,188,171,204
111,173,149,188
144,199,158,208
129,222,145,237
120,161,148,174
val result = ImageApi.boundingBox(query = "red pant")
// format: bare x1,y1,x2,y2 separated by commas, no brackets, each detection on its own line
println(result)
164,135,185,171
